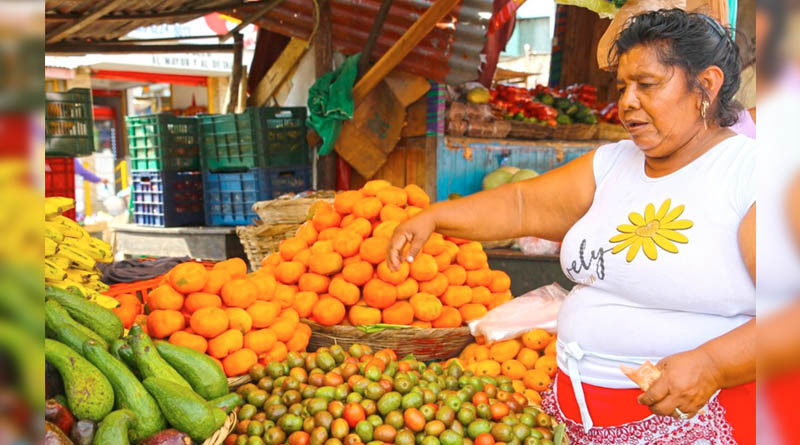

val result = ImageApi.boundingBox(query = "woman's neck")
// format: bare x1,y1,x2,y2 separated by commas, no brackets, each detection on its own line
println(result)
644,126,734,178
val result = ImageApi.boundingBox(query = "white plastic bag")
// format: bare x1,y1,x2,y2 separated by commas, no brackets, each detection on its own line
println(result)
469,283,568,343
518,236,561,256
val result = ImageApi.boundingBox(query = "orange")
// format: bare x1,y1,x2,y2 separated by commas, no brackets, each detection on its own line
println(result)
348,305,381,325
432,306,462,328
270,317,298,342
203,269,231,294
361,179,391,196
222,348,258,377
411,320,432,329
169,262,208,294
534,354,558,378
318,227,342,242
545,336,557,356
190,307,229,338
312,297,346,326
359,237,390,265
524,389,543,405
522,369,551,392
381,301,414,325
470,286,492,305
456,248,488,270
343,254,363,266
333,230,363,258
409,293,443,321
462,241,484,251
475,359,501,377
409,253,438,282
376,261,409,285
340,213,355,228
247,301,281,328
489,292,513,310
310,240,334,255
286,329,310,352
148,284,184,311
521,329,552,351
342,261,374,286
183,292,222,314
279,237,308,261
404,184,430,208
489,270,511,293
466,268,493,287
308,252,344,276
213,258,247,279
346,217,372,238
298,273,330,294
168,330,208,353
362,278,397,309
376,186,408,207
517,348,540,369
396,277,419,300
443,265,467,286
274,283,297,308
226,307,253,333
353,197,383,220
434,251,454,272
264,341,288,363
443,241,460,258
473,345,490,361
447,236,470,245
312,209,342,232
252,273,278,301
418,273,448,297
407,206,424,218
329,277,360,305
275,261,306,284
441,286,472,308
262,252,283,268
146,310,185,339
219,278,258,308
372,220,400,239
207,329,244,359
244,328,277,354
422,233,446,256
490,339,521,362
292,249,312,267
459,303,488,322
379,204,408,223
501,359,527,380
295,222,318,246
334,190,365,214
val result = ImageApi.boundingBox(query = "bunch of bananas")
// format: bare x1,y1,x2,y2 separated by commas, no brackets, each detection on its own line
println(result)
45,197,118,309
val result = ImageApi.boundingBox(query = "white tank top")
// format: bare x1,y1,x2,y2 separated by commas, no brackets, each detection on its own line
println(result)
557,135,755,389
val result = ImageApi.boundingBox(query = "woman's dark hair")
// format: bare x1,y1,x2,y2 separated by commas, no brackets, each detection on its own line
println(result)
609,9,742,127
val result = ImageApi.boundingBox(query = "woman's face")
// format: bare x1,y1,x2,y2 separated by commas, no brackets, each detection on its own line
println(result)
616,44,703,157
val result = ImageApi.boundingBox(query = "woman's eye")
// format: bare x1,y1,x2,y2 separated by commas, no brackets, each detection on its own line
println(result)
618,86,626,93
639,82,653,88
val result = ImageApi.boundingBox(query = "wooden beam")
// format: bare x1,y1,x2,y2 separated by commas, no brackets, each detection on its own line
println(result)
352,0,460,104
111,35,220,43
357,0,394,79
313,0,337,191
45,0,263,22
248,37,308,106
220,0,284,42
45,43,236,54
46,0,130,43
226,33,244,113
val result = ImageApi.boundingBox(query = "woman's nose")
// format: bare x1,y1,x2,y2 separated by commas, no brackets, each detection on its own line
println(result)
619,87,639,112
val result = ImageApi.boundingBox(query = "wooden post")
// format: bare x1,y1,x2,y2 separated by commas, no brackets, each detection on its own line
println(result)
314,0,338,191
226,33,244,113
357,0,394,79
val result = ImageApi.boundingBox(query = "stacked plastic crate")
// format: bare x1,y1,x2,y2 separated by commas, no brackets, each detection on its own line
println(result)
199,107,311,226
126,114,204,227
45,88,96,219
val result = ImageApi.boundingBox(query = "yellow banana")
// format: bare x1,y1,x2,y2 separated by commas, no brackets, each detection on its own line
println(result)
45,202,60,220
44,237,58,256
44,222,65,243
90,293,119,309
60,237,107,262
44,259,67,281
57,245,96,271
66,269,93,283
53,215,88,239
85,280,109,293
48,255,71,270
86,237,112,255
45,197,75,213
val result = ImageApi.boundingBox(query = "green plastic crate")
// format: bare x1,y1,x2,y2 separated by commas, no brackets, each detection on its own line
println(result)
199,107,309,172
126,114,200,171
46,88,95,156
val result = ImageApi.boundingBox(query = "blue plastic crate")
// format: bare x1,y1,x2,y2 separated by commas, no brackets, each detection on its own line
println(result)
203,166,311,226
131,171,204,227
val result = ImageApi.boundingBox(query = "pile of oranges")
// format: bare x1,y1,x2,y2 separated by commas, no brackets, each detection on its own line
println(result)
457,329,557,404
255,180,514,329
136,258,310,377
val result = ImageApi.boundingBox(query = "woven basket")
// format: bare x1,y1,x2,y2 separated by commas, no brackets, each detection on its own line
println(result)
236,223,300,270
481,239,515,250
508,121,554,140
252,192,335,225
306,321,474,362
227,375,251,390
596,123,629,141
201,412,237,445
553,123,596,140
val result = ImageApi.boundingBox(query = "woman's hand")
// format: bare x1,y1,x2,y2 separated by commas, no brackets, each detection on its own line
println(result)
637,348,723,419
386,211,436,271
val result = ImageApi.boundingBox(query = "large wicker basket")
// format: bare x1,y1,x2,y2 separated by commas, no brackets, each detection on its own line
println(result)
508,121,554,140
596,122,629,141
553,123,597,140
252,192,335,225
201,412,237,445
236,223,299,270
305,321,474,362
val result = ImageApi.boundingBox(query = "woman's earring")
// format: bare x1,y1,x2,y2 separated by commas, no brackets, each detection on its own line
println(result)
701,100,709,130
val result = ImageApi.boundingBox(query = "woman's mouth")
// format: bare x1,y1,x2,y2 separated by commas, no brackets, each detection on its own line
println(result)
624,121,649,134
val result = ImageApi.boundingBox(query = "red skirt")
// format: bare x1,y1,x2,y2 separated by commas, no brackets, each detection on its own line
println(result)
541,369,755,445
764,371,800,444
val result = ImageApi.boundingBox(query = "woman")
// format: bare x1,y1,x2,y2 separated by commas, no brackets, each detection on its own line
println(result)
387,10,755,444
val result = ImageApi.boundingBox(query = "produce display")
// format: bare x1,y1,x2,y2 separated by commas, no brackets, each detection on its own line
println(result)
136,257,312,377
225,344,564,445
44,197,118,308
45,285,242,443
493,84,598,126
257,180,514,329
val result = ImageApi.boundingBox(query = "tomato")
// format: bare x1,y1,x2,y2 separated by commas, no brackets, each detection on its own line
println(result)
490,402,510,420
475,432,496,445
472,391,489,406
342,402,367,428
404,408,426,432
288,431,310,445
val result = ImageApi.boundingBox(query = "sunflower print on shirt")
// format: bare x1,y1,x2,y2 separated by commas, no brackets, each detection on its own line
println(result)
609,199,693,262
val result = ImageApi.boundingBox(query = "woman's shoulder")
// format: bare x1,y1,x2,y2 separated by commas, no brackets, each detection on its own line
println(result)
592,139,639,181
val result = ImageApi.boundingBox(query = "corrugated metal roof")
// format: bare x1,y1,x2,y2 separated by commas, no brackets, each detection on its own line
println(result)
250,0,491,85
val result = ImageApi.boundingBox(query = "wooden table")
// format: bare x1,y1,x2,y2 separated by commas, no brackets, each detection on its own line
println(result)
486,248,573,296
109,224,246,261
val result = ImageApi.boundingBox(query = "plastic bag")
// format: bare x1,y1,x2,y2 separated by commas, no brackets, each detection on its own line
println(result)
518,236,561,256
469,282,568,343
